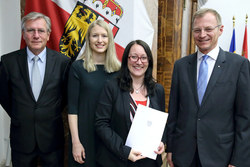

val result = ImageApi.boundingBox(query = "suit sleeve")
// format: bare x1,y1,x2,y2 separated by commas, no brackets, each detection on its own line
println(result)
95,80,131,161
166,63,179,152
61,57,71,108
155,83,167,144
0,58,11,117
230,59,250,166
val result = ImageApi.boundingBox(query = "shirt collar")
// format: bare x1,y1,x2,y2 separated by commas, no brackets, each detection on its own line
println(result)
27,47,46,63
197,45,219,61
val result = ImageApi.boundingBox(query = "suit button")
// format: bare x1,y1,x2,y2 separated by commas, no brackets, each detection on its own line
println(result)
198,118,201,121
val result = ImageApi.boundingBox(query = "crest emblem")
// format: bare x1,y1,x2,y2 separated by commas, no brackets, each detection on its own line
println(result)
59,1,122,60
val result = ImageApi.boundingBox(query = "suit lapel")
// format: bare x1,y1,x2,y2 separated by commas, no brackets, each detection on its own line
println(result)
187,53,200,106
201,48,226,106
17,49,35,99
121,91,133,130
38,48,56,99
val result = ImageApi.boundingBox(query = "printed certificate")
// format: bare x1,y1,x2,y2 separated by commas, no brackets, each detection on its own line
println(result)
125,104,168,160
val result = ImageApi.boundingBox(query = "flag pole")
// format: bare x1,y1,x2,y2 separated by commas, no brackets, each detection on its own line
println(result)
242,14,248,58
245,14,248,25
233,16,235,27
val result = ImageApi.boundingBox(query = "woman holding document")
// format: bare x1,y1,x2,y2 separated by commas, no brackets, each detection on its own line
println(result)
95,40,166,167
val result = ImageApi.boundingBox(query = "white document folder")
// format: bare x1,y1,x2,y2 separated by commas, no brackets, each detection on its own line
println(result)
125,104,168,160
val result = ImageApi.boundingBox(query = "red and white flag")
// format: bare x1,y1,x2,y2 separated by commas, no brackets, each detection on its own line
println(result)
22,0,154,61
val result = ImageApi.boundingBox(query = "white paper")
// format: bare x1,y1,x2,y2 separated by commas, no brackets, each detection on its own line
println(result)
125,104,168,160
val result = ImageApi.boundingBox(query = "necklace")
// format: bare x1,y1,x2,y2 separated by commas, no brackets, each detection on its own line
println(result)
134,84,143,94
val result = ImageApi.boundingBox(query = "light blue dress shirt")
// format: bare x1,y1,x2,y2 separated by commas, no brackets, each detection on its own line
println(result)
27,47,46,85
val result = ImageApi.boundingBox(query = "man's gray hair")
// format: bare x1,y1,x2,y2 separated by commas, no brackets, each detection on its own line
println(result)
21,12,51,32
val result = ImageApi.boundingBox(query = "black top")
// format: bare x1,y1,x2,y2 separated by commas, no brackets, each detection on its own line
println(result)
67,59,118,167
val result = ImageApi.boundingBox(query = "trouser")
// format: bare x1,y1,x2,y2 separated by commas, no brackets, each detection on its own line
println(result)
174,149,202,167
11,146,64,167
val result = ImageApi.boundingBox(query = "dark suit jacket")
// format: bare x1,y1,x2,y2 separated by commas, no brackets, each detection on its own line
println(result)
0,47,71,153
95,78,166,167
166,48,250,167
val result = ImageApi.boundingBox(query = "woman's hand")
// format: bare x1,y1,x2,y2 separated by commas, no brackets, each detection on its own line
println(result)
128,149,146,162
72,142,85,164
167,152,174,167
154,142,165,154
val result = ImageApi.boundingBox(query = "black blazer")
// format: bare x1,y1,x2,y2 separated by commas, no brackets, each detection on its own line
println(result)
95,78,166,167
166,48,250,167
0,48,71,153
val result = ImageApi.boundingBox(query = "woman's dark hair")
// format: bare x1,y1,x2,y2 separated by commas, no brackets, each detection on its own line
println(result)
117,39,156,96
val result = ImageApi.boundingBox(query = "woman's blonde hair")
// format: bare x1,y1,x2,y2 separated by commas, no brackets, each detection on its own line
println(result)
79,20,120,73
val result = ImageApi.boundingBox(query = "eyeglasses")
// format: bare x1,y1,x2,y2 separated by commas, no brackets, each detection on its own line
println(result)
192,25,221,34
25,28,47,35
129,55,148,63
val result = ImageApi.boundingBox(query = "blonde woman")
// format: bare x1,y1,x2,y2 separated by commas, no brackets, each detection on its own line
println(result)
67,20,120,167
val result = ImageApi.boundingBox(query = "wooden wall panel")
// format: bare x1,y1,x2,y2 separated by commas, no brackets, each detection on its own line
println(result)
157,0,183,112
21,0,25,17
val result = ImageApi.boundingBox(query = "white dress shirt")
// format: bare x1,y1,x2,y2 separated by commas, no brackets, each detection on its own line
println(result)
197,45,219,84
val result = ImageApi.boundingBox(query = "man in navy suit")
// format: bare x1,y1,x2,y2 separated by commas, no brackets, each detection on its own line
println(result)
0,12,70,167
166,8,250,167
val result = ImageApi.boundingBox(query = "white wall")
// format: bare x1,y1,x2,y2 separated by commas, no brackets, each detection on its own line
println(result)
203,0,250,60
181,0,192,57
0,0,21,164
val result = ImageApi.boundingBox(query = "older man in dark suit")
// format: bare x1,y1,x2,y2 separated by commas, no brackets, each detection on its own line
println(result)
166,8,250,167
0,12,71,167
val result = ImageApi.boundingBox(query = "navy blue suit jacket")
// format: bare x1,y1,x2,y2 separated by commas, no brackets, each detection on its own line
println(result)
166,48,250,167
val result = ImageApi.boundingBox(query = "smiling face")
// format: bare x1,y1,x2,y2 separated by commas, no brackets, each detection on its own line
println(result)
193,12,223,54
128,44,149,79
89,25,109,56
22,18,50,55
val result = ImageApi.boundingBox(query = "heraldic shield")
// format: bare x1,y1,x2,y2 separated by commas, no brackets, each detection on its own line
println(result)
59,1,120,60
